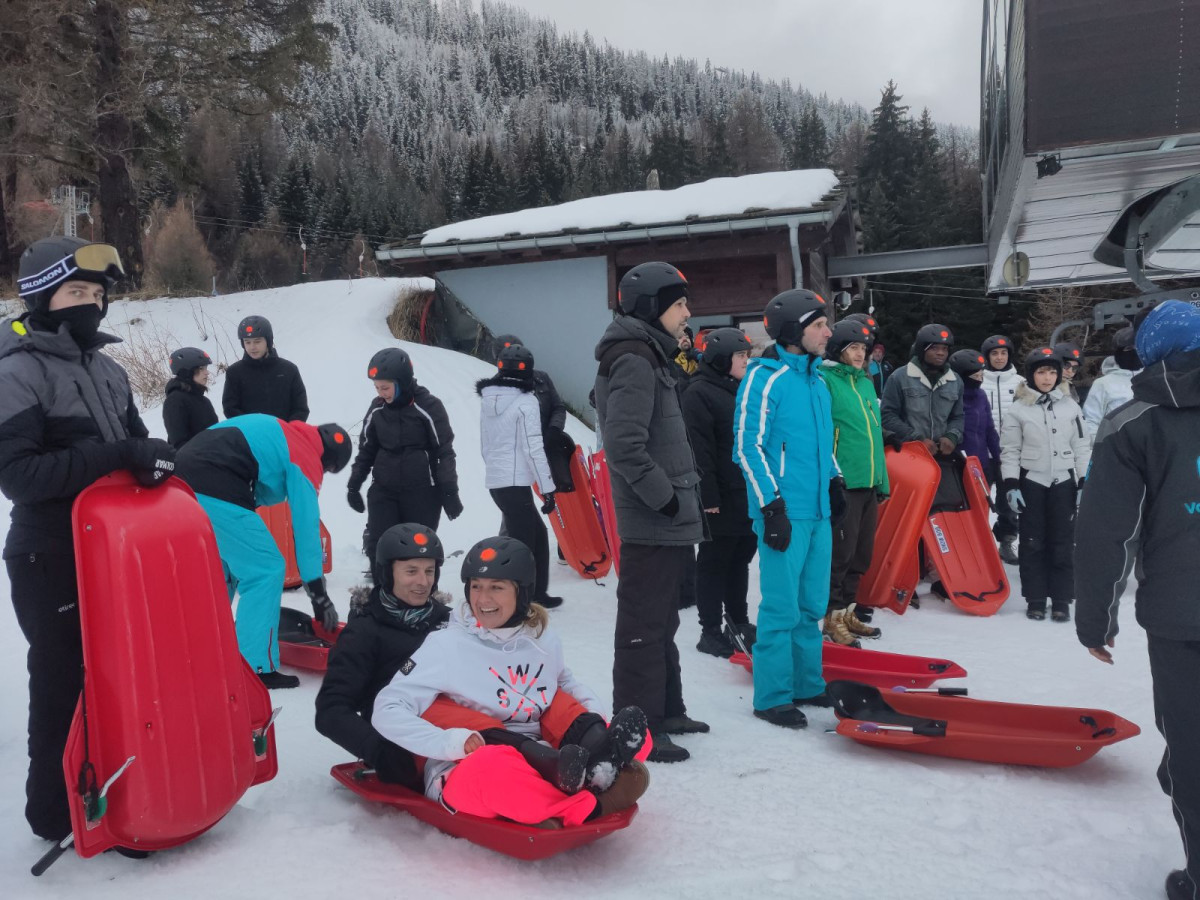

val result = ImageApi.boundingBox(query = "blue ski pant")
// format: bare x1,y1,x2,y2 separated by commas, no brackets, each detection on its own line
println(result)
752,517,831,710
197,494,286,673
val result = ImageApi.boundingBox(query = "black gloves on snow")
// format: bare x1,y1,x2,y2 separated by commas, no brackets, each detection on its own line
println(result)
658,494,680,519
122,437,176,488
442,490,464,520
760,498,791,552
540,492,557,515
304,577,339,632
346,487,365,513
829,477,848,528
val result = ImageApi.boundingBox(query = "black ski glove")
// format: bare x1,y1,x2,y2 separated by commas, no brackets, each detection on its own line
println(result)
760,498,791,552
121,437,176,488
304,577,339,632
540,492,557,515
371,741,419,788
347,487,365,513
829,477,848,529
442,490,464,520
658,494,680,519
883,431,904,452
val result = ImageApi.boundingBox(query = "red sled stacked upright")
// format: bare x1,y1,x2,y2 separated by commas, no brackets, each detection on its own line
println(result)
538,443,612,579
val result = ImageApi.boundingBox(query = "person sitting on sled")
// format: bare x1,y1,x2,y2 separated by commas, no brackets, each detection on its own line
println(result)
372,536,650,827
174,414,351,688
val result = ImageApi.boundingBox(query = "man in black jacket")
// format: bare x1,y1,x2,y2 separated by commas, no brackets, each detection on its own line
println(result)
163,346,218,448
222,315,309,421
316,523,450,788
1075,299,1200,900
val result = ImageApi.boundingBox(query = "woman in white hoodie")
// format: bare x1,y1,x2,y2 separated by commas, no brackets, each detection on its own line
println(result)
372,537,649,827
477,344,562,608
980,334,1023,564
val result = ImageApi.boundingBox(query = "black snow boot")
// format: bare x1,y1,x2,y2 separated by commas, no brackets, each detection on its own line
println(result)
753,704,807,730
661,714,710,735
1166,869,1197,900
1026,600,1046,621
517,740,589,794
536,594,564,610
646,732,690,763
258,671,300,690
725,621,757,654
794,691,835,708
577,707,649,790
696,630,734,658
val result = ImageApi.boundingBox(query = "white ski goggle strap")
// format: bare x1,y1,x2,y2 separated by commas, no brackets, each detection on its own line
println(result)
18,243,125,298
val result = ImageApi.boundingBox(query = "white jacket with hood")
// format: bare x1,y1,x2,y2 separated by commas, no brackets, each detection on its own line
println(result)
999,382,1091,488
1081,356,1137,438
476,373,556,492
981,365,1023,436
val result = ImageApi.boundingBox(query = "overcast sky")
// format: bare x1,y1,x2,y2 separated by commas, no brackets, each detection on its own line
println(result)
494,0,984,127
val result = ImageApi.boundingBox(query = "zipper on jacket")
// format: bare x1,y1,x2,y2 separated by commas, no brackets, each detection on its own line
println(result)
780,441,787,478
849,376,877,486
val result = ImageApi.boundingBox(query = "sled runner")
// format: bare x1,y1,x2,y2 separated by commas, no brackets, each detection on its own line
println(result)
827,681,1139,767
588,450,620,574
278,606,344,671
330,763,637,860
537,444,611,579
921,455,1010,616
729,643,967,689
857,443,940,614
51,473,278,870
257,501,333,589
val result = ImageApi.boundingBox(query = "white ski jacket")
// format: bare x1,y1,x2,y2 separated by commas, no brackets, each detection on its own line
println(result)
999,383,1091,488
372,604,605,799
476,375,556,492
981,366,1022,437
1081,357,1137,439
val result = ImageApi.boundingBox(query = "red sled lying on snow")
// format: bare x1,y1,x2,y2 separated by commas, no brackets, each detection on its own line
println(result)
827,681,1139,767
537,440,612,579
330,763,637,860
257,501,333,589
588,450,620,574
729,643,967,689
278,606,344,672
39,473,278,874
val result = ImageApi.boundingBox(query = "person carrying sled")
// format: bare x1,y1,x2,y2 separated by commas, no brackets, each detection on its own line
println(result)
1000,347,1090,622
820,319,892,647
372,536,650,827
221,315,309,421
1081,327,1140,440
949,350,1001,473
2,237,176,843
163,347,218,448
1075,299,1200,900
593,262,709,762
1054,340,1083,403
980,334,1022,564
174,414,351,688
880,323,964,458
681,327,757,658
734,289,844,729
477,344,563,608
346,348,461,565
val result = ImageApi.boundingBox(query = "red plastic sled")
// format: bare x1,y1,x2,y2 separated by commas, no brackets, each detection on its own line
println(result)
257,501,333,589
331,763,636,860
922,455,1010,616
537,445,611,579
858,443,940,614
278,606,344,672
729,643,967,689
828,681,1139,767
65,473,278,860
588,450,620,575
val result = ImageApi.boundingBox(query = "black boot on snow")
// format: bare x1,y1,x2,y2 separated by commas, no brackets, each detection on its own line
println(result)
536,594,564,610
646,732,690,763
1026,602,1046,621
753,704,807,730
696,630,734,658
793,691,835,708
724,621,757,654
1051,605,1071,623
661,714,710,735
258,670,300,689
1166,869,1197,900
581,706,649,790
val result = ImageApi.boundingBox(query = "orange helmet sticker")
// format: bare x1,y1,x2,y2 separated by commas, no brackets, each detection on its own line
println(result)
940,331,949,338
414,532,428,546
368,367,378,377
334,431,345,444
998,339,1007,345
481,547,497,562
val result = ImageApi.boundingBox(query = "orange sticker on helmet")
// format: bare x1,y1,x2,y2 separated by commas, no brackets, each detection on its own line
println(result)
480,548,497,562
368,367,378,377
998,339,1007,345
333,431,345,444
940,331,949,338
414,532,428,545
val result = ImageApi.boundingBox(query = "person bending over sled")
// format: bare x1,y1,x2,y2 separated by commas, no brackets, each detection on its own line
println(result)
373,537,650,827
175,414,351,688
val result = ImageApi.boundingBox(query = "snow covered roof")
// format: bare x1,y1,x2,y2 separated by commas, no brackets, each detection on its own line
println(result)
420,169,841,246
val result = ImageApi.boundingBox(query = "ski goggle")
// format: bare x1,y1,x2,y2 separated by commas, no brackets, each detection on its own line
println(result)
18,244,125,298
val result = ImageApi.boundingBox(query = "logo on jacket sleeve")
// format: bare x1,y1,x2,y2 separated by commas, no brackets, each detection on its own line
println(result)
400,658,416,675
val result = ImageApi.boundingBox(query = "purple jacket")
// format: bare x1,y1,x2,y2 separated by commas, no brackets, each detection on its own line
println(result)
960,385,1000,467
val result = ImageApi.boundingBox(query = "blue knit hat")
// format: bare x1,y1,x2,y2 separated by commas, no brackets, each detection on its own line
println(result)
1135,300,1200,367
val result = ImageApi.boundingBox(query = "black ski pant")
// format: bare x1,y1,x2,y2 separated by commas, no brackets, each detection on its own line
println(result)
8,550,83,841
489,486,550,601
988,461,1019,542
1016,478,1075,611
678,544,697,609
614,543,689,730
695,534,756,635
1148,636,1200,891
829,489,878,612
366,483,442,567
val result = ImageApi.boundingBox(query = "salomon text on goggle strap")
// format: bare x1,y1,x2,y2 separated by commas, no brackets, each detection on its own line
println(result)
18,243,125,298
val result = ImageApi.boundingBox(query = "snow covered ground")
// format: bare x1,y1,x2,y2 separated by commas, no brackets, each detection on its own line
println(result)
0,279,1178,898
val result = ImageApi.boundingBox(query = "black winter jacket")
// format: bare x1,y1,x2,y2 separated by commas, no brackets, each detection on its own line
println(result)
348,384,458,501
163,377,218,448
681,363,752,535
531,370,567,434
315,591,450,775
0,318,149,557
1075,348,1200,646
221,350,308,421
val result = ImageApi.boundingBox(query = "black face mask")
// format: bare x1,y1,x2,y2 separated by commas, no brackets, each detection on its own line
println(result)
47,304,104,345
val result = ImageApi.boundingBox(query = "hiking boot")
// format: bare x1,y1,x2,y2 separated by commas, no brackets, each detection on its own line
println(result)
753,704,808,730
646,732,690,763
536,595,564,609
854,605,875,624
845,604,882,639
1166,869,1197,900
999,539,1019,565
596,761,650,816
661,714,709,735
258,670,300,690
696,630,734,658
1026,604,1046,621
794,691,834,708
1051,608,1071,623
823,609,862,648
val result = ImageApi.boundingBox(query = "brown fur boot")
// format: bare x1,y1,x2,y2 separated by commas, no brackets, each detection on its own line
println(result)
596,761,650,817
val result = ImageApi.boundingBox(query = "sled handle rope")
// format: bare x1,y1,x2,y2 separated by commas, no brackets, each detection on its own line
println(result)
1079,715,1118,740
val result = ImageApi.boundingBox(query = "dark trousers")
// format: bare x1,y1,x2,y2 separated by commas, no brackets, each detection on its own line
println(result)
678,544,697,609
8,550,83,841
695,534,756,634
1016,478,1076,610
614,543,689,729
988,461,1019,541
1148,636,1200,890
489,486,550,601
366,483,442,565
829,489,878,611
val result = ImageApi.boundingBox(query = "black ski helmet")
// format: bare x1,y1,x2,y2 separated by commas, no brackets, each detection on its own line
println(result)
238,315,273,348
618,262,689,323
825,319,874,361
1054,341,1083,367
317,423,352,473
496,343,535,378
763,289,828,346
461,536,537,627
1112,326,1141,371
1023,346,1062,388
17,237,124,315
492,333,524,361
367,348,415,393
699,327,752,375
981,334,1014,361
842,312,879,347
169,347,213,377
375,523,444,593
949,349,987,377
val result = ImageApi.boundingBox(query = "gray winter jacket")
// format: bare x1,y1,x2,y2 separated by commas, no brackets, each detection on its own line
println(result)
880,360,965,446
999,383,1091,488
593,316,706,546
